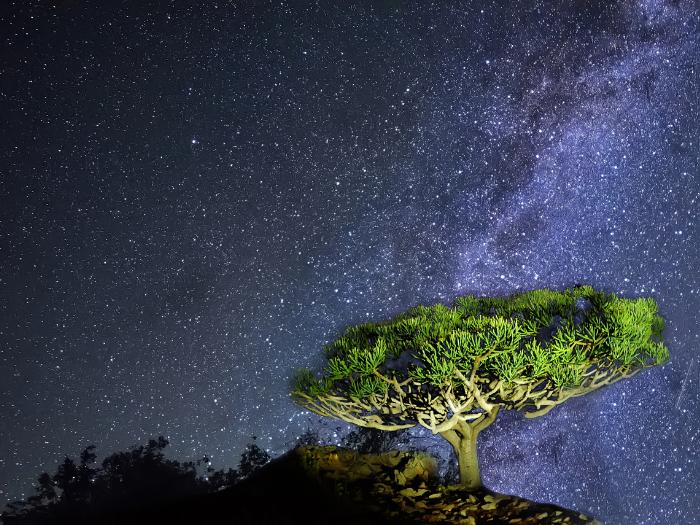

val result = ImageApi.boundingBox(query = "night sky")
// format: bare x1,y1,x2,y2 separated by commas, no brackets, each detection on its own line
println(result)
1,1,698,523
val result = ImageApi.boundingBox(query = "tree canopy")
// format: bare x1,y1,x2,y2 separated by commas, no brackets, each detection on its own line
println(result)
291,285,668,488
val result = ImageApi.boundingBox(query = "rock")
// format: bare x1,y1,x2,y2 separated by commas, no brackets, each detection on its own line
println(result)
399,487,429,498
404,455,435,481
349,464,373,477
394,471,407,486
290,446,602,524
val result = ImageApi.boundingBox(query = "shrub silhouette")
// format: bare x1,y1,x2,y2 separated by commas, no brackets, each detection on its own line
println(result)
1,436,268,524
237,437,271,480
342,426,409,454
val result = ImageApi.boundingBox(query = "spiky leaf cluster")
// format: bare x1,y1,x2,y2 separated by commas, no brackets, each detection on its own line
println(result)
292,285,668,404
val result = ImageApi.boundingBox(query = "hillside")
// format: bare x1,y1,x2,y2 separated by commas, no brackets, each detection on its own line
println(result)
35,445,601,525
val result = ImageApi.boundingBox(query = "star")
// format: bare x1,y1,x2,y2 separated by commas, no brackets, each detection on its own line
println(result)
0,2,697,523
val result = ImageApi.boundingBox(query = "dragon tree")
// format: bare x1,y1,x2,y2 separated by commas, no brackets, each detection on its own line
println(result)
291,285,668,489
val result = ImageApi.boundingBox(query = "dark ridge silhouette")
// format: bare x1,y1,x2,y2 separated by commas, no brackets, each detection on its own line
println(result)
1,436,269,525
2,434,601,525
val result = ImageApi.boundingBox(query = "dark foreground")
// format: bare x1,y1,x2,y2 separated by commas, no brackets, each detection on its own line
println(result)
8,446,602,525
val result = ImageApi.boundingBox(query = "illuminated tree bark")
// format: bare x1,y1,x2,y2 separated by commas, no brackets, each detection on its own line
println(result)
439,409,499,489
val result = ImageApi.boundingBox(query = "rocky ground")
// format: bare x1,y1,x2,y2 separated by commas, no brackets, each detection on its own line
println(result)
298,445,603,525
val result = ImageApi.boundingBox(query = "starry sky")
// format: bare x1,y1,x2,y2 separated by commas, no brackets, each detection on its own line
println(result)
0,1,698,523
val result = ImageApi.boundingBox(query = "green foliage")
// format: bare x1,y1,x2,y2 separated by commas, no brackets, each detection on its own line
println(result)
454,294,480,317
291,285,669,399
292,369,331,398
348,375,388,398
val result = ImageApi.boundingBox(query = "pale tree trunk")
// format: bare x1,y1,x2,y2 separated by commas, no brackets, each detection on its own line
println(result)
439,407,499,490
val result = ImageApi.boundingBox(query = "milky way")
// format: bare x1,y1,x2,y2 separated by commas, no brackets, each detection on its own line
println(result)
1,2,697,523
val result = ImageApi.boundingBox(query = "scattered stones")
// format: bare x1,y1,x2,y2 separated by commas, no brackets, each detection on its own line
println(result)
399,487,429,498
295,446,603,524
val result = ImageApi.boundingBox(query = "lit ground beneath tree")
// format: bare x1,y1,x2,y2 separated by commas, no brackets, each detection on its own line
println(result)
220,445,603,525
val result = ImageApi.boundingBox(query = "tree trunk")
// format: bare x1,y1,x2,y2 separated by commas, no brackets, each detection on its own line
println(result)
439,408,499,490
440,422,481,489
456,429,481,489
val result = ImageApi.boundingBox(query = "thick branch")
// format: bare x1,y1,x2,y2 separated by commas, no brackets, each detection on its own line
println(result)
522,366,642,418
474,405,500,433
